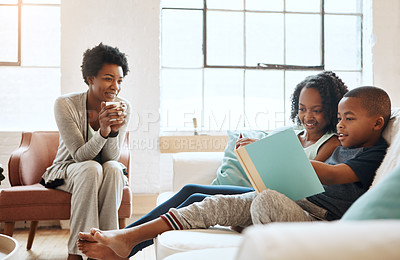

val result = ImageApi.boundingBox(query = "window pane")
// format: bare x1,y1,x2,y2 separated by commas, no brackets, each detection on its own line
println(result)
0,67,60,131
161,0,203,9
21,5,60,66
245,70,284,130
286,0,320,12
334,71,362,90
23,0,60,3
204,69,243,130
246,0,283,11
325,15,361,70
207,11,244,66
0,6,18,62
207,0,244,10
0,1,18,4
162,9,203,68
246,13,284,66
325,0,361,13
286,14,321,66
161,69,203,131
159,1,363,134
284,71,318,125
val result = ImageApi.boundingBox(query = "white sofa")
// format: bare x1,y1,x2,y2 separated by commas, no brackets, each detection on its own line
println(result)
156,108,400,260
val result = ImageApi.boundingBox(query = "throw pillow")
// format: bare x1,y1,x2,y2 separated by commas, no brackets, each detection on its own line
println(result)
211,130,268,187
341,164,400,220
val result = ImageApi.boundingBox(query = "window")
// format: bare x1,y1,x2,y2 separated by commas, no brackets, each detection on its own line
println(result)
0,0,60,131
161,0,364,132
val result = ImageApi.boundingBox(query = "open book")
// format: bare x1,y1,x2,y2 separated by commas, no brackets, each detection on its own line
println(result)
234,127,324,201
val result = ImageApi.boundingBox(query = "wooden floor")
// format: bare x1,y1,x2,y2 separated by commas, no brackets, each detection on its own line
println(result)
12,227,156,260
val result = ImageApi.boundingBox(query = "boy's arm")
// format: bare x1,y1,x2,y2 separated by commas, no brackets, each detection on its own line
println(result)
310,160,360,185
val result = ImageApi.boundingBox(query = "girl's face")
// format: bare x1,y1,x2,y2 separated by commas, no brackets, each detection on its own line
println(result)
298,87,328,135
88,63,124,103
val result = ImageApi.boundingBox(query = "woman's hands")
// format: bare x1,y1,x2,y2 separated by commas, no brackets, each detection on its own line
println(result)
98,102,127,138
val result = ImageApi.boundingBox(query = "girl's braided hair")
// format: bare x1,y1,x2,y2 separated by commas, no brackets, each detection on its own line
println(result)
290,71,349,132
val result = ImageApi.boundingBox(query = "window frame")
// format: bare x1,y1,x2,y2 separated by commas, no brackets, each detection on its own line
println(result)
203,1,326,71
0,0,60,66
161,0,364,132
161,0,364,72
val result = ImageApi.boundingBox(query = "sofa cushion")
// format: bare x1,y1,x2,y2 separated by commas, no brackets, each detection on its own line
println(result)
156,228,242,259
371,107,400,186
341,164,400,220
163,247,238,260
172,152,224,192
211,130,268,187
236,220,400,260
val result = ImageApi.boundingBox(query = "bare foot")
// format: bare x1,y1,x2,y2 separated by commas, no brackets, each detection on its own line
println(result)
78,218,171,258
77,239,127,260
78,228,98,242
79,228,136,258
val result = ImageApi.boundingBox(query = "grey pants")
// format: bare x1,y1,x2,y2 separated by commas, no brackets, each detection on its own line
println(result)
170,189,327,230
57,160,125,255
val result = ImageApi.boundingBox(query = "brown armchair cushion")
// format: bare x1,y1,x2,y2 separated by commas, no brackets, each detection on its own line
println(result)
2,131,132,222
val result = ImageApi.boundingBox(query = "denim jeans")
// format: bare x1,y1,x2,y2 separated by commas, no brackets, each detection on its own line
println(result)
127,184,254,256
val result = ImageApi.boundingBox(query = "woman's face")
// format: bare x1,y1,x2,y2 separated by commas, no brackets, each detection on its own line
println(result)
298,87,328,136
88,63,124,103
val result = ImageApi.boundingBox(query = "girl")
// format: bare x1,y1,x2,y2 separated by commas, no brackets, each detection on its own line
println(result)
236,70,348,164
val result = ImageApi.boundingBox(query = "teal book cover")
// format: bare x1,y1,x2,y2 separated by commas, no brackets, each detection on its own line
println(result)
234,127,324,201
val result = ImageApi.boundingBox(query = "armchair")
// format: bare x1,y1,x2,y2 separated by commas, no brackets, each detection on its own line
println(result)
0,131,132,250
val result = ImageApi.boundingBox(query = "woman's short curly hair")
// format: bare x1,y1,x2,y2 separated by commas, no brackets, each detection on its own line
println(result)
81,43,129,85
290,71,349,133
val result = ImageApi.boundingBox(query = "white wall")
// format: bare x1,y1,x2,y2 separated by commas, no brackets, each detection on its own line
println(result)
373,0,400,107
61,0,162,193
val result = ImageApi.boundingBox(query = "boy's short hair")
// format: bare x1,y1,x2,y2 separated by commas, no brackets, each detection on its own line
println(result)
344,86,391,129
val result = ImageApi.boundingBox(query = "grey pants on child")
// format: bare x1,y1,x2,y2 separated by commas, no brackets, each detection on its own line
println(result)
169,189,328,230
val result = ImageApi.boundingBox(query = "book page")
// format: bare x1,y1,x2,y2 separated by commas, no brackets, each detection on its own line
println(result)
236,127,324,201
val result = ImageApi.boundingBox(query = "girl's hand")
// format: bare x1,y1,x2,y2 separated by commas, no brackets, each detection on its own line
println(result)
235,137,258,149
98,102,127,138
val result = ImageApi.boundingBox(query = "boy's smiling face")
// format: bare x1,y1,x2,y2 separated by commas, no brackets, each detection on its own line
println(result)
337,97,382,148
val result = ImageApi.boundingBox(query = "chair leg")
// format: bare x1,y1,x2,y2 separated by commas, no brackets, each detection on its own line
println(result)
118,218,126,229
27,221,39,250
3,222,15,236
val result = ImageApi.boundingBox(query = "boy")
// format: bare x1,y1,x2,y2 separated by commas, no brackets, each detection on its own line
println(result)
78,86,391,260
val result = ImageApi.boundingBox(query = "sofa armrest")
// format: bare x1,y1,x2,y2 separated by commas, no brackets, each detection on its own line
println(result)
172,152,224,192
236,220,400,260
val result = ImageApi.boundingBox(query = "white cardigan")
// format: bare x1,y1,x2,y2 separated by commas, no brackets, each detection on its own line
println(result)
41,91,131,185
